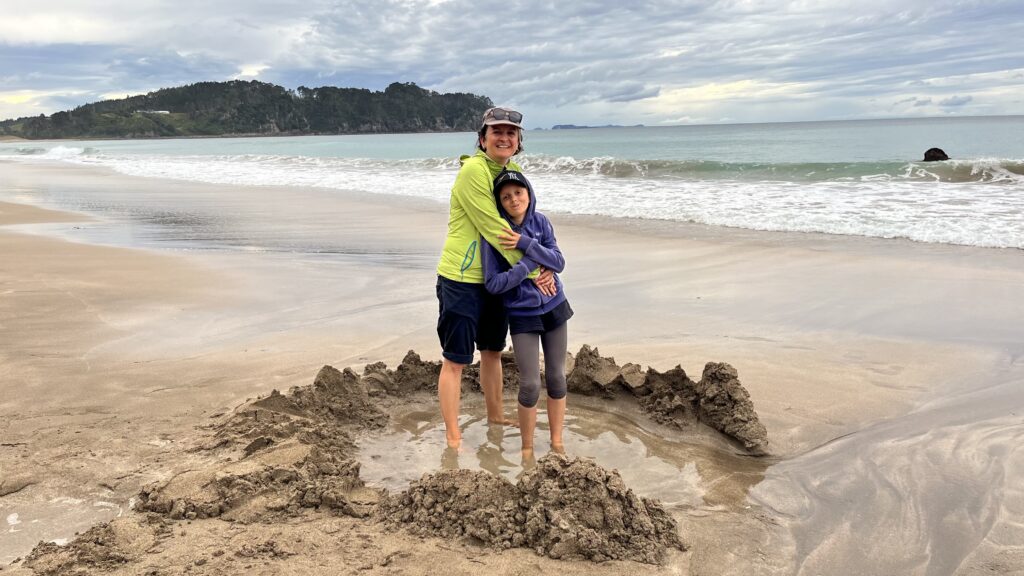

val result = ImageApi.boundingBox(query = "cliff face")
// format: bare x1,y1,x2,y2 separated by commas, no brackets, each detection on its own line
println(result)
0,81,494,139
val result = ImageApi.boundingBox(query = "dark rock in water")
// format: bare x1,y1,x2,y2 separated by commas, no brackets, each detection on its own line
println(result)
923,147,949,161
379,454,684,564
696,363,769,455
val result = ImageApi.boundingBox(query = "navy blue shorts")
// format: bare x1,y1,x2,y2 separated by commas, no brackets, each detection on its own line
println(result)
436,276,508,365
508,300,574,335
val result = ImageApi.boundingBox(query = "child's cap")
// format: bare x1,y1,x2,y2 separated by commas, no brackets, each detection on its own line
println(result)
493,170,531,193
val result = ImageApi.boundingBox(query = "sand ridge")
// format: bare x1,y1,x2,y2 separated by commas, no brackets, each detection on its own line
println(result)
15,346,768,574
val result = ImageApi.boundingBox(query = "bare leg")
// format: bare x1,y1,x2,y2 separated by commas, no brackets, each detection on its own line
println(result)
547,397,566,453
439,359,465,448
518,404,537,457
480,350,515,425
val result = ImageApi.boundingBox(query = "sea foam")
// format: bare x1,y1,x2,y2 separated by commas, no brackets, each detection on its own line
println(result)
2,144,1021,249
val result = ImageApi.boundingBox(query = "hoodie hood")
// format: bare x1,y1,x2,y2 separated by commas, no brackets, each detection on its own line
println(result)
492,169,536,227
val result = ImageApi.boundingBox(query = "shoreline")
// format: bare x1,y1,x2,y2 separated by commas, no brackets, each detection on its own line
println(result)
4,157,1020,257
2,162,1023,573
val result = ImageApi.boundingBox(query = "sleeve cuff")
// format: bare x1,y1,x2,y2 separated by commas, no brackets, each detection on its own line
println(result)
516,234,535,252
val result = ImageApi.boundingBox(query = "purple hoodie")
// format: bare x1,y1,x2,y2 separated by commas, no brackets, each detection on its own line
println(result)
479,171,567,317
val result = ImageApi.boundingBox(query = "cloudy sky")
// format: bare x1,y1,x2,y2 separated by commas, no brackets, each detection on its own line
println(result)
2,0,1023,128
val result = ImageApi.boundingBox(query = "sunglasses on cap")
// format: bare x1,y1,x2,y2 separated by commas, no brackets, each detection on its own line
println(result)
483,107,523,124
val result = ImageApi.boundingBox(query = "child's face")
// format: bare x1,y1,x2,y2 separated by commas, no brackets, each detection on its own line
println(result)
499,184,530,223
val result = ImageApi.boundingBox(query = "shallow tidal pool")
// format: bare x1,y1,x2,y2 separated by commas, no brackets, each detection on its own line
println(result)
357,395,767,511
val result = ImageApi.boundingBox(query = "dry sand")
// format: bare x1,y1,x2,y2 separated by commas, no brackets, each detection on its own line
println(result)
2,162,1023,574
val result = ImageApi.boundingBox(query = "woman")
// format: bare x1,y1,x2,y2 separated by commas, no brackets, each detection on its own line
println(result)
435,106,555,449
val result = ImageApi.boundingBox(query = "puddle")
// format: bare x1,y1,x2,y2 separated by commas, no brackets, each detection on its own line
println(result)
358,396,768,511
0,496,129,565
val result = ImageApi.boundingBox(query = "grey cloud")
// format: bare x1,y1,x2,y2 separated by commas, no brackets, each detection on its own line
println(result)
939,95,973,107
892,96,932,107
3,0,1023,123
607,83,660,103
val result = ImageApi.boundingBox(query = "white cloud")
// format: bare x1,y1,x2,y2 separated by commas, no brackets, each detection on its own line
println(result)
1,0,1023,125
234,64,270,80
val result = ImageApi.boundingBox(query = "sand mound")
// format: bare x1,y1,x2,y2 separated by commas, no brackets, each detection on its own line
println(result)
136,366,381,523
362,349,521,396
380,453,683,564
20,345,760,572
21,518,161,576
364,346,767,454
567,345,769,454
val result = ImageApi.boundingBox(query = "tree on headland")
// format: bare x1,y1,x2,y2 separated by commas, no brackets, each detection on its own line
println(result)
0,81,494,139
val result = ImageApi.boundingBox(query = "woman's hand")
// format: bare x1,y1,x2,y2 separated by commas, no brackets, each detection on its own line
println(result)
498,228,521,250
533,267,557,296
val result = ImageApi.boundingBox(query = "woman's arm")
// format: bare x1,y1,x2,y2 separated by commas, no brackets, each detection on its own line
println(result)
454,158,530,270
481,240,538,295
499,216,565,273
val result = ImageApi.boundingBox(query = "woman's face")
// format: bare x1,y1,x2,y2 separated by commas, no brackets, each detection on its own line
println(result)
480,125,520,165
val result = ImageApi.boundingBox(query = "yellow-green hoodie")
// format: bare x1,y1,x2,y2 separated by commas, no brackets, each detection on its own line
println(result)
436,151,532,283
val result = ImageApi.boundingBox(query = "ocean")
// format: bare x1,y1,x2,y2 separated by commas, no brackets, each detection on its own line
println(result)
2,115,1023,249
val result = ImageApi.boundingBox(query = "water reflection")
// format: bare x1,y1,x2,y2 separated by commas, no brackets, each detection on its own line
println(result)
357,396,768,510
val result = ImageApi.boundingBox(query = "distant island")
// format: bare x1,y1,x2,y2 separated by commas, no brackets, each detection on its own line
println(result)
0,81,493,140
551,124,645,130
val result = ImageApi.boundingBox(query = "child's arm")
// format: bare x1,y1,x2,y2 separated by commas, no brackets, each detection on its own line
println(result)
480,238,538,295
509,214,565,273
452,157,536,278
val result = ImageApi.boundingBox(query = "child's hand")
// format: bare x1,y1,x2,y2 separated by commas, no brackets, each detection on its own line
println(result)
498,228,521,249
533,267,557,296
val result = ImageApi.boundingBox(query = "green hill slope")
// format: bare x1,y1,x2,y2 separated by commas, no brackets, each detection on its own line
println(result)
0,81,493,139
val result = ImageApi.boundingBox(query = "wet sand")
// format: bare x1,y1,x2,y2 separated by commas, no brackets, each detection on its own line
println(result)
2,161,1023,574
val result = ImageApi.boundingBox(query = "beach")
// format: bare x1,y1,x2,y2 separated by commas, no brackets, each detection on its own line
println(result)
2,160,1023,574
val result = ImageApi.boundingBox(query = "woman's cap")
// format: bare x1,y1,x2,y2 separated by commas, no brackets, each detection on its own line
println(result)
482,107,523,129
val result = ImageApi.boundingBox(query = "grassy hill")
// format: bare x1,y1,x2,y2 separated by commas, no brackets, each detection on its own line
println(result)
0,81,493,139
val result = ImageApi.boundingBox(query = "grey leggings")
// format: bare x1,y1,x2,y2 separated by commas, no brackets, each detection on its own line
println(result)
511,322,568,408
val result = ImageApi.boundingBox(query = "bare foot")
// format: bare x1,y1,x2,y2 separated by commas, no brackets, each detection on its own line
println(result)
446,433,462,449
550,442,565,455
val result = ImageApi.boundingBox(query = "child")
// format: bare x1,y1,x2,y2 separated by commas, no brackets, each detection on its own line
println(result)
479,170,573,456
